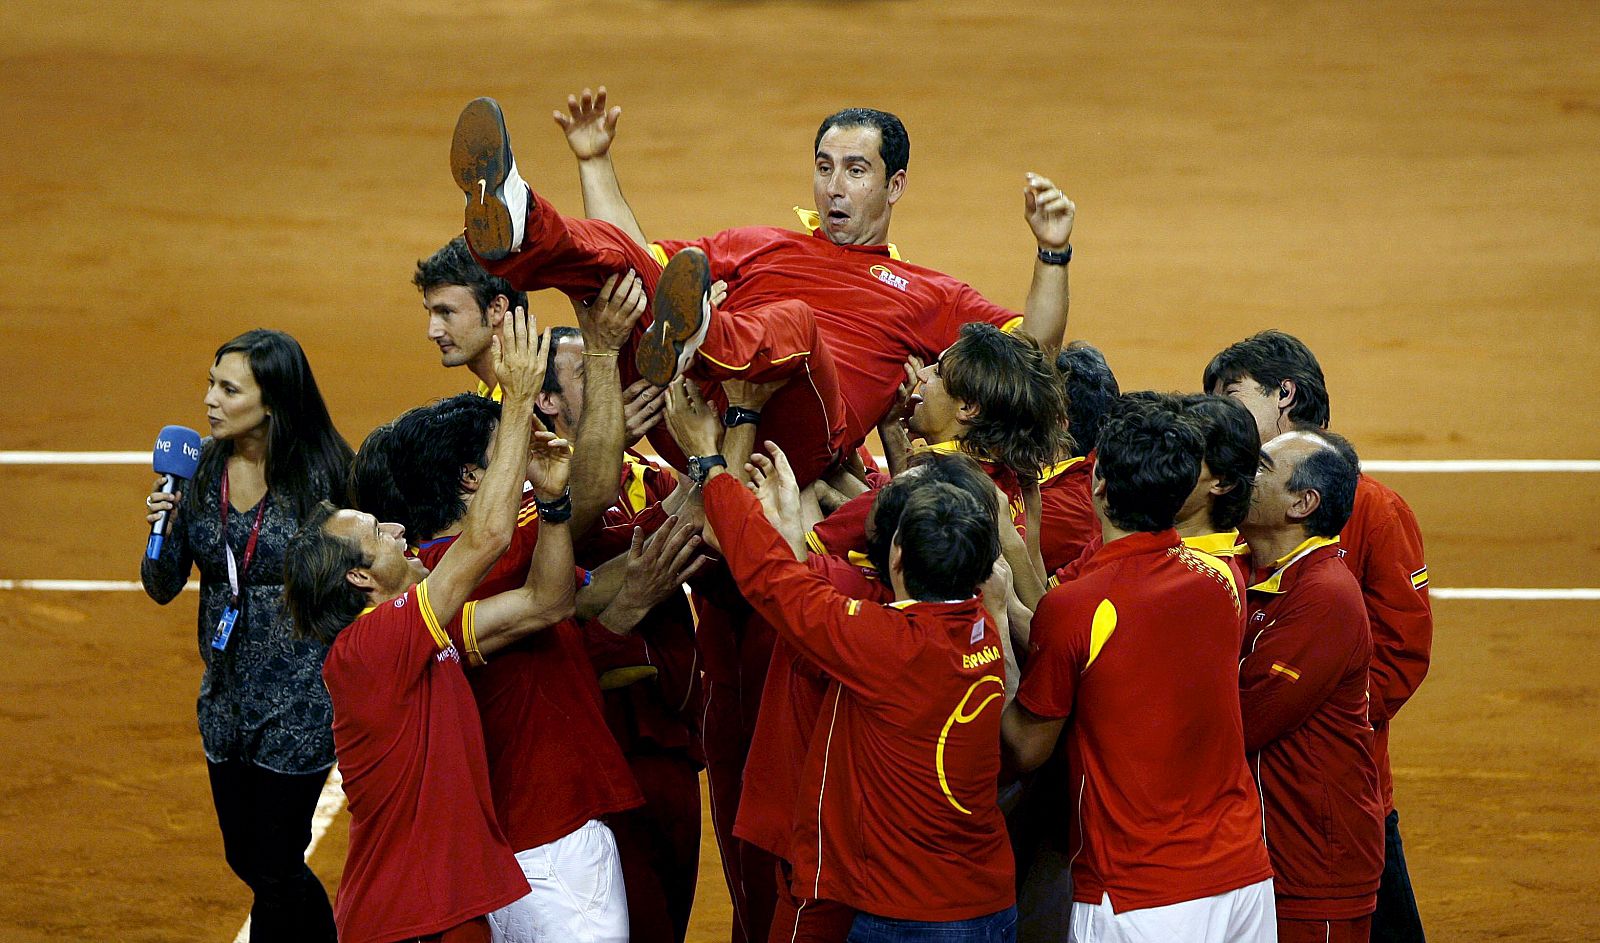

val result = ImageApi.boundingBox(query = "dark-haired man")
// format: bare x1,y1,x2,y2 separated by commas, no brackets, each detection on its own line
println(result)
1206,330,1431,942
447,89,1076,485
665,387,1018,941
1003,400,1274,942
382,389,718,943
283,311,572,943
414,234,530,394
1239,431,1384,943
1031,341,1121,572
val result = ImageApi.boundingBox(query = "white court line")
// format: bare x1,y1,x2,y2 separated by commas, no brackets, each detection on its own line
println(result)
0,579,200,592
4,450,1600,473
232,767,346,943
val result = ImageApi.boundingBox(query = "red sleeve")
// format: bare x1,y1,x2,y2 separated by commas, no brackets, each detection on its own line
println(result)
704,474,907,696
940,281,1024,343
1355,507,1432,724
807,488,877,556
652,228,774,284
1014,585,1090,719
1239,582,1371,752
1049,536,1100,589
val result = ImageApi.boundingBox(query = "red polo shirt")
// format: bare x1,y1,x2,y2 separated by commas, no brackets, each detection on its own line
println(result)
415,500,643,854
654,220,1021,448
1339,474,1432,811
704,473,1014,920
1036,455,1098,572
1241,536,1384,919
1018,529,1270,912
323,583,528,943
734,551,892,864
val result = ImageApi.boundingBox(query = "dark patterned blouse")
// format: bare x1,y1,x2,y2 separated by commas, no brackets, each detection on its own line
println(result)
141,464,335,774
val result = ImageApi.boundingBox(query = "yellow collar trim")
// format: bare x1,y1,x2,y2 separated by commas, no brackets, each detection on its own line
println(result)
1248,535,1340,593
792,207,901,260
1182,530,1244,557
1039,455,1088,484
476,380,503,402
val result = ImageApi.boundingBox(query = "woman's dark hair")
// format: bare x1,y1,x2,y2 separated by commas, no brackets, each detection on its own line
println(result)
284,501,371,645
939,323,1073,480
893,482,1000,601
1180,394,1261,531
865,452,1002,577
384,393,502,538
1094,398,1206,533
193,329,354,520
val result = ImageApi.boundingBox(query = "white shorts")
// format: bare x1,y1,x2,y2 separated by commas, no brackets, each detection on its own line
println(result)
487,819,629,943
1069,878,1276,943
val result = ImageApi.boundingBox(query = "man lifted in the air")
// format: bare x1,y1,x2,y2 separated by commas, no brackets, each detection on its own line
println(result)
448,87,1076,485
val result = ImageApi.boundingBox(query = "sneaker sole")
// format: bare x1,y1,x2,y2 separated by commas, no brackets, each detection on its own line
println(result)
452,97,516,260
637,248,710,386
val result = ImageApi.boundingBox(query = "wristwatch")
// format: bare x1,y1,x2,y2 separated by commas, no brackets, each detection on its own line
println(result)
1037,245,1072,265
685,454,728,485
723,406,762,428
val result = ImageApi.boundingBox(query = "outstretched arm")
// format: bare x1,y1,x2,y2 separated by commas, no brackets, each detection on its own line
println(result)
1018,173,1076,349
568,271,647,538
460,432,577,657
426,311,551,625
556,86,648,248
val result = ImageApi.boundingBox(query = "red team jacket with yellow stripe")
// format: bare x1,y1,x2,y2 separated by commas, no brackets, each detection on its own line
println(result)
652,218,1022,448
703,473,1015,921
1242,538,1384,919
1018,529,1272,912
1339,474,1432,812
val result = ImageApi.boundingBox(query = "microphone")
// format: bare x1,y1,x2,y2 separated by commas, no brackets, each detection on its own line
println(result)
147,425,204,559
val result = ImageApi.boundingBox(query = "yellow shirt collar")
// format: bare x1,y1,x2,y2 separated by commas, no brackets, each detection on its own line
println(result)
1038,455,1088,484
1248,535,1340,594
476,380,503,402
792,207,902,260
1182,529,1244,558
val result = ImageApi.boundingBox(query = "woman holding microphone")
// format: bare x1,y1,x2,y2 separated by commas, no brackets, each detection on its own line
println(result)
141,329,353,942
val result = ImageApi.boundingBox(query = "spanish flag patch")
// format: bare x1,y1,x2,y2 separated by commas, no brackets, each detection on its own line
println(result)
1411,566,1430,590
1270,662,1302,681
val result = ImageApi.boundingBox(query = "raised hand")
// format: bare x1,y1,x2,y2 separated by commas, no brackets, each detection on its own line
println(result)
577,270,647,353
663,377,722,458
1023,173,1075,252
746,441,804,549
622,515,710,608
493,308,550,404
622,379,668,446
525,429,574,500
554,86,621,161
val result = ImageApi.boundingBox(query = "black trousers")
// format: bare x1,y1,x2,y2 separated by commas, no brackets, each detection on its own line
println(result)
1372,808,1426,942
207,760,337,943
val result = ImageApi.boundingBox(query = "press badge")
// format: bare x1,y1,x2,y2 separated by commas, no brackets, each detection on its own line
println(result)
212,605,240,651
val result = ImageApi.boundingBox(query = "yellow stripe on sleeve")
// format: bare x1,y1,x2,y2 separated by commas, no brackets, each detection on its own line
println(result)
415,579,452,651
999,316,1025,334
846,599,861,616
1084,599,1118,669
461,601,484,667
805,531,826,555
648,243,671,268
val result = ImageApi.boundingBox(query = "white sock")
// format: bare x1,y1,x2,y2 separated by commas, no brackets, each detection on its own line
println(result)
504,160,529,252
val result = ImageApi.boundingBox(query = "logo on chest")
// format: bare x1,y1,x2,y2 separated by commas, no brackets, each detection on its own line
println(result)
870,264,910,292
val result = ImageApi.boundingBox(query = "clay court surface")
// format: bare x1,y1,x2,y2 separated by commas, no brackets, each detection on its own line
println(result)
2,1,1597,940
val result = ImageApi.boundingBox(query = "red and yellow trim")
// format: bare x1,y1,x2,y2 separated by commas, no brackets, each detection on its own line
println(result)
1248,535,1341,594
414,579,453,651
791,207,902,260
460,601,484,667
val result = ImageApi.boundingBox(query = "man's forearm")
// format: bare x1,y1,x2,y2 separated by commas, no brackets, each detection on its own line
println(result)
578,156,648,248
463,397,536,558
520,520,576,624
570,355,625,539
1020,260,1069,350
